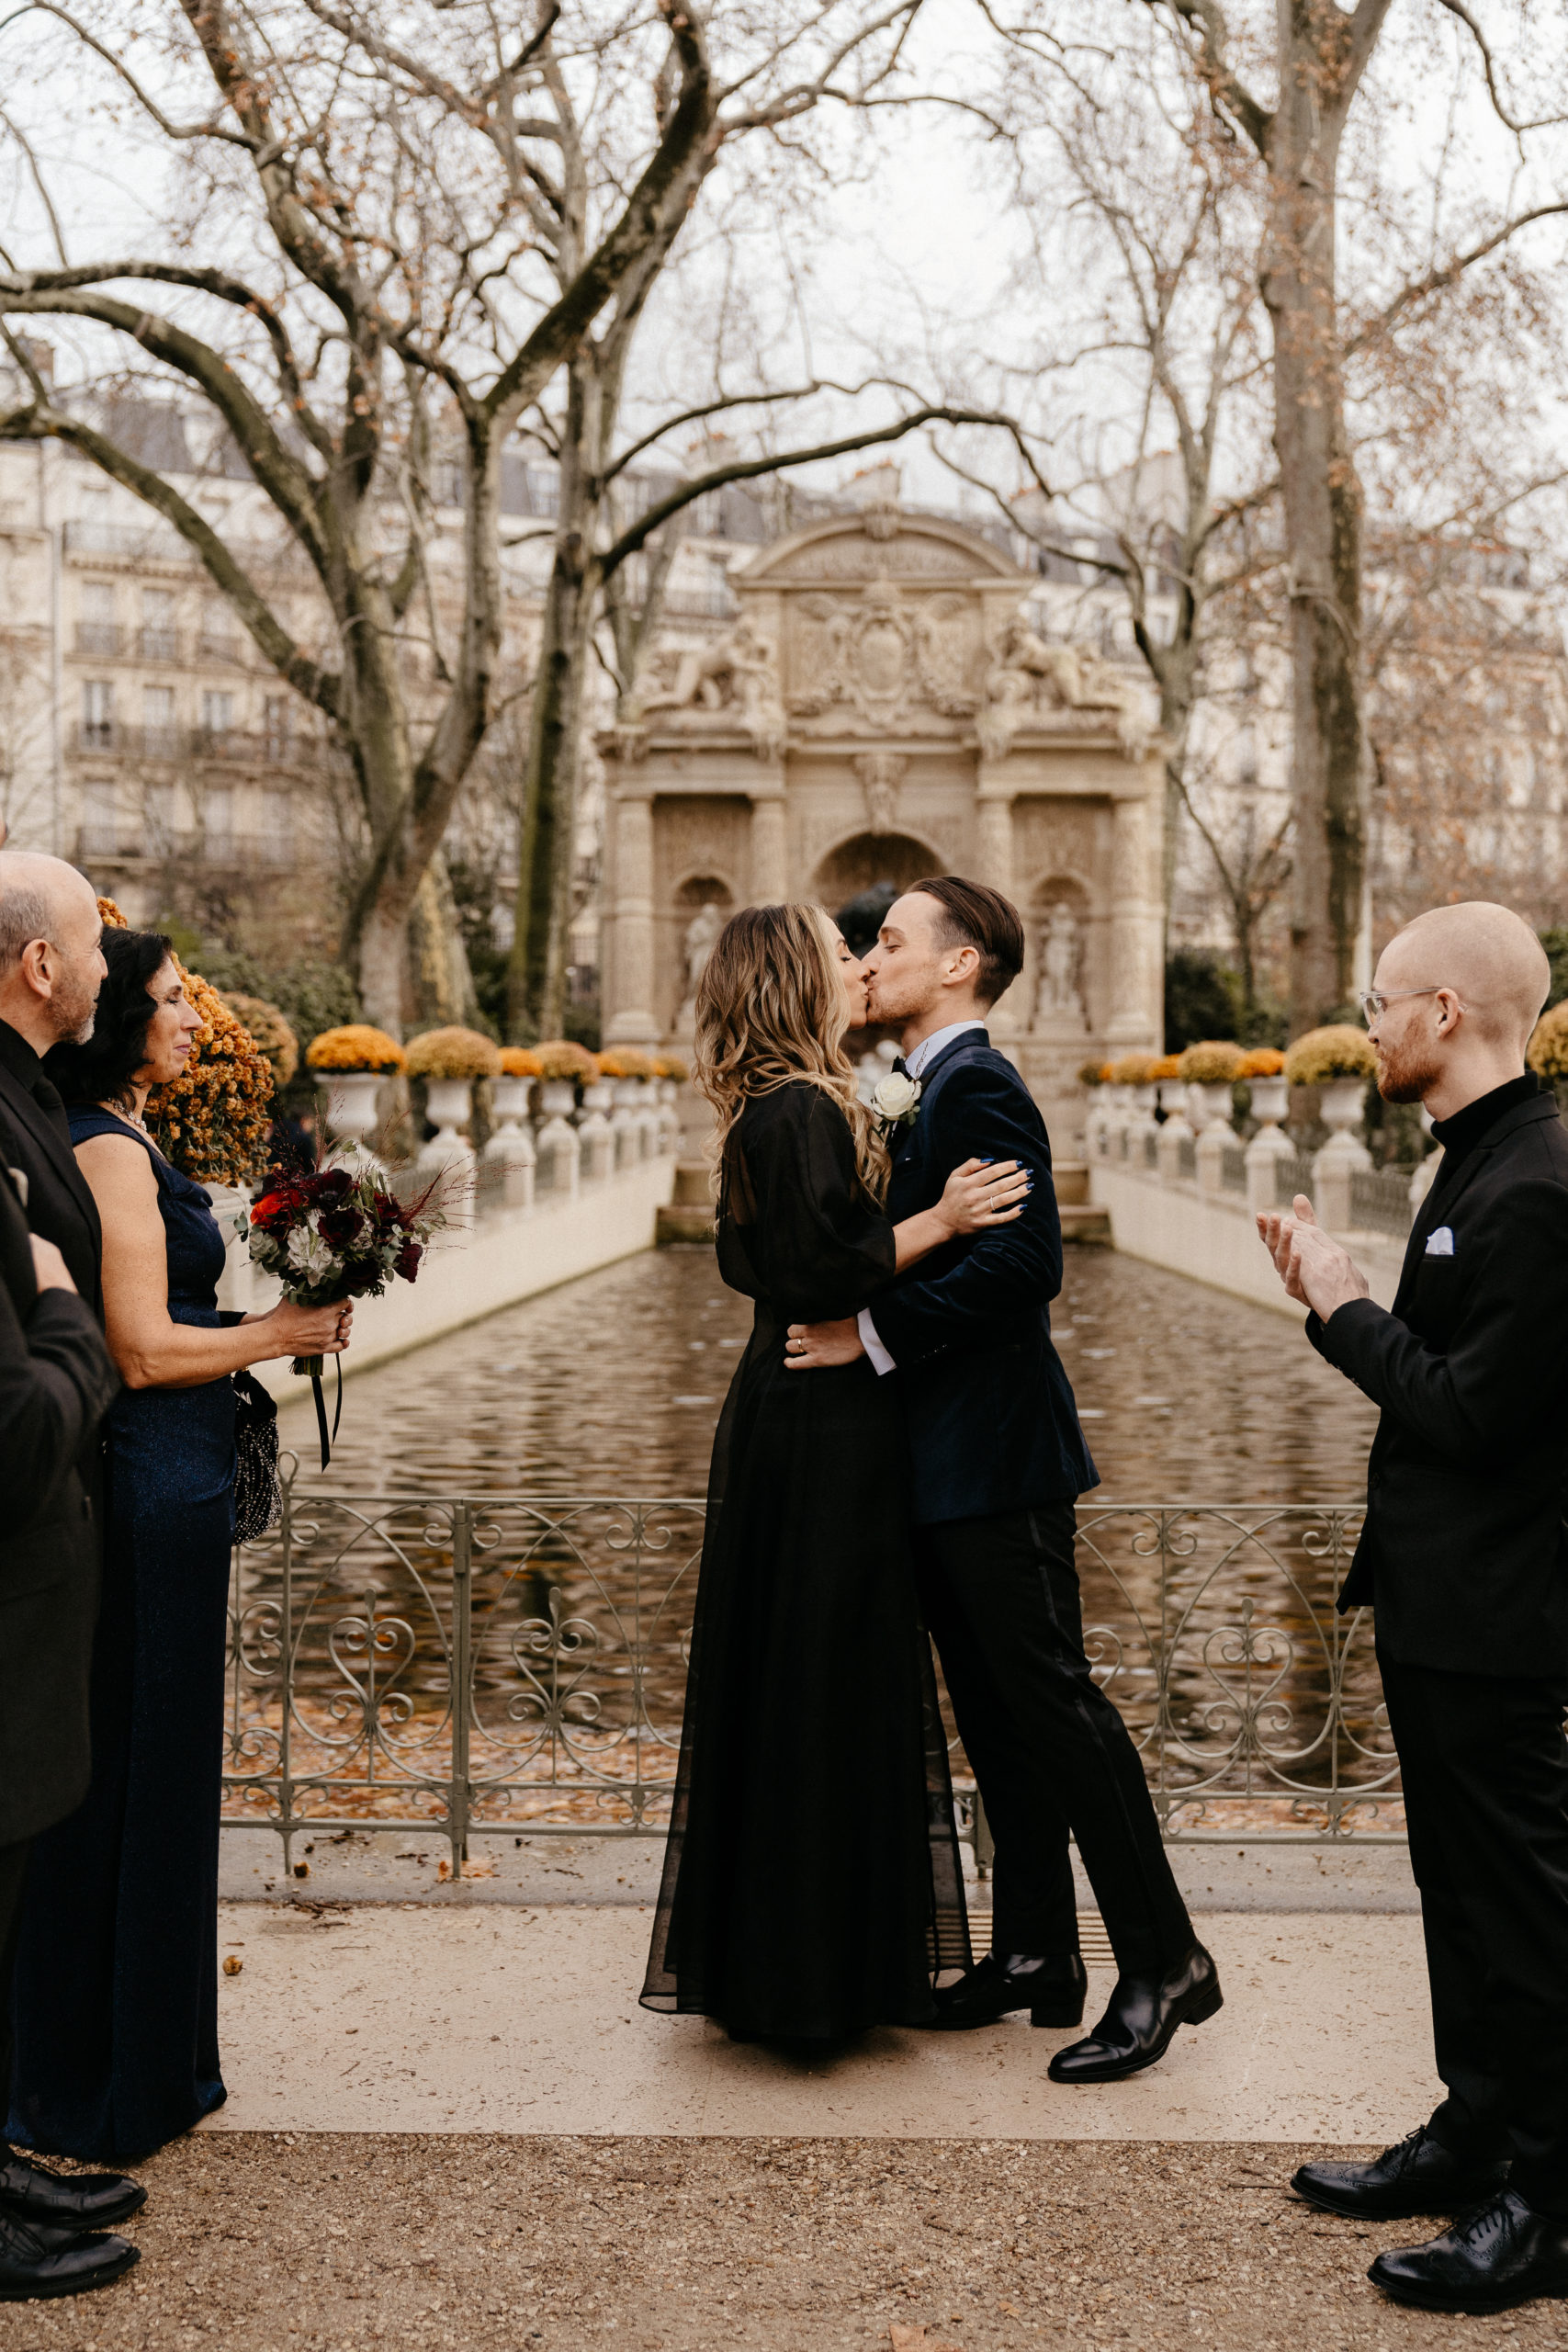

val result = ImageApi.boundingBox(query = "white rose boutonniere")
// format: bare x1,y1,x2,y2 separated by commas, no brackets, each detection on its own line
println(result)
870,1069,921,1130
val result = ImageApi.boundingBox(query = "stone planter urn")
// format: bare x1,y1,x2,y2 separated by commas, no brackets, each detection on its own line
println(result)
418,1077,477,1176
1244,1076,1295,1215
1321,1075,1369,1136
535,1080,580,1196
578,1080,615,1183
1311,1073,1372,1227
610,1080,641,1169
318,1071,386,1173
1188,1081,1235,1135
634,1076,660,1160
1248,1075,1289,1129
485,1075,536,1209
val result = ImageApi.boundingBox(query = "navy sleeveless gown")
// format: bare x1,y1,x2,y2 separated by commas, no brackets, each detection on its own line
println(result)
8,1113,237,2159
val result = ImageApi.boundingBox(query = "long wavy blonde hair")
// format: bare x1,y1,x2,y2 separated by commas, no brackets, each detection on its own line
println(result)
694,901,890,1204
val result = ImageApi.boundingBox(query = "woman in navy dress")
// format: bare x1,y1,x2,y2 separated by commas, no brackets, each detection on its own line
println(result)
7,929,350,2160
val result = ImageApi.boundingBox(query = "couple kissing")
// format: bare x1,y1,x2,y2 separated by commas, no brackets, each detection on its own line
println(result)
640,875,1220,2076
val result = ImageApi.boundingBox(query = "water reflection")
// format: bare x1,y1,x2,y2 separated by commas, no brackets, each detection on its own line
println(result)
276,1243,1378,1503
247,1249,1393,1834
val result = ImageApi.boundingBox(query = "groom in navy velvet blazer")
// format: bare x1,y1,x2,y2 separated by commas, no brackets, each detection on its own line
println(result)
788,876,1220,2082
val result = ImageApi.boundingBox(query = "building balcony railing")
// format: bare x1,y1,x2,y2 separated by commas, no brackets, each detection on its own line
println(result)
73,824,296,869
139,625,181,662
71,721,298,766
197,630,242,663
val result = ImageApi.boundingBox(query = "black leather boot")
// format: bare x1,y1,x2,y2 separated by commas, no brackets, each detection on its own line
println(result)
0,2147,146,2232
1370,2188,1568,2312
1293,2126,1509,2222
0,2207,140,2301
928,1951,1088,2030
1047,1943,1222,2082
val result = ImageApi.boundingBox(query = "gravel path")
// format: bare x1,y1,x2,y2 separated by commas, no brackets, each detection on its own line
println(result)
5,2135,1567,2352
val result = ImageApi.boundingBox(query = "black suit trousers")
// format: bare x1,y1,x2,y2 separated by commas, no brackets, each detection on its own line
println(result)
916,1501,1194,1975
0,1838,29,2132
1379,1650,1568,2208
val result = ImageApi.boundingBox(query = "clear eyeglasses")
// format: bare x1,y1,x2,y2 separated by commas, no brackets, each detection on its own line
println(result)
1357,985,1445,1025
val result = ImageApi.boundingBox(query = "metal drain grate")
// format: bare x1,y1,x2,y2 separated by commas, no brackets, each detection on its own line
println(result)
1077,1913,1115,1965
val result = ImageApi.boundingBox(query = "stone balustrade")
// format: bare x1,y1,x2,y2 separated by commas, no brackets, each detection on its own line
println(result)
1087,1086,1427,1317
209,1078,678,1385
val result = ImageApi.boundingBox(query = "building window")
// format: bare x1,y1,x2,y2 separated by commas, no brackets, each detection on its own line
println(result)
203,786,234,865
262,695,292,762
200,689,235,746
77,582,119,658
198,598,238,662
143,685,177,759
81,780,118,857
141,588,178,663
259,787,293,866
81,680,115,749
144,782,176,855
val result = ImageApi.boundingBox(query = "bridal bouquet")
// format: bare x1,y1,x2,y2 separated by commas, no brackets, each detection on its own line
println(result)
240,1164,446,1462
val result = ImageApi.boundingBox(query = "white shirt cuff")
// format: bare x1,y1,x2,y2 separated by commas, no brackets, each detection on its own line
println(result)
857,1307,896,1375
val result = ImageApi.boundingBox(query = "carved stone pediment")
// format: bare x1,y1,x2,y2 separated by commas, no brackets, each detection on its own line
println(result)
784,577,982,732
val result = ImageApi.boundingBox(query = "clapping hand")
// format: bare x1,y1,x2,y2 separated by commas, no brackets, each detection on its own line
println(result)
1256,1194,1371,1319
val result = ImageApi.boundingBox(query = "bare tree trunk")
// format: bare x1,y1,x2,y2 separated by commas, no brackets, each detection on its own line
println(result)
1263,107,1366,1028
510,527,595,1038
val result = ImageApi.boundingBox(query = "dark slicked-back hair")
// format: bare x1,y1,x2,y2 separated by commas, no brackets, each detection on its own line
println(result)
907,876,1025,1008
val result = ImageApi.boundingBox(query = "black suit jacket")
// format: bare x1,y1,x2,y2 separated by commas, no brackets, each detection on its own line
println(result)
872,1031,1099,1527
0,1020,103,1319
0,1168,118,1844
1312,1089,1568,1677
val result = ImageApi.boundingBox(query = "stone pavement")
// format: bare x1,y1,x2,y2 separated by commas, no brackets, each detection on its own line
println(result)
10,1897,1568,2352
197,1902,1433,2143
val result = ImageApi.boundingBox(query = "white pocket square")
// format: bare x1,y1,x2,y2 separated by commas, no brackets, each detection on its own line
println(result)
1425,1225,1455,1257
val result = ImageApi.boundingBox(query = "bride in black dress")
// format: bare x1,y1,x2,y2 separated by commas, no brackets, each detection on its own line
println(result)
641,901,1029,2041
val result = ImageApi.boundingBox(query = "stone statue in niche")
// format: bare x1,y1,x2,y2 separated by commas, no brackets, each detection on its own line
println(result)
852,751,908,836
676,900,726,1025
630,613,785,759
979,615,1152,761
1036,900,1087,1028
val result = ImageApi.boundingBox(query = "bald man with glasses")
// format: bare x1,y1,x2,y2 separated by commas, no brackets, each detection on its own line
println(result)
1259,901,1568,2317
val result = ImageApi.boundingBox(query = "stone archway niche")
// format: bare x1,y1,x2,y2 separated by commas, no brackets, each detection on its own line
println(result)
598,501,1163,1149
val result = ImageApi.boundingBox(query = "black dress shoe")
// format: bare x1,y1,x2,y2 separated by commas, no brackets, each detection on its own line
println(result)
0,2207,140,2301
1047,1943,1222,2083
1293,2126,1508,2221
928,1951,1088,2030
1370,2188,1568,2312
0,2147,146,2232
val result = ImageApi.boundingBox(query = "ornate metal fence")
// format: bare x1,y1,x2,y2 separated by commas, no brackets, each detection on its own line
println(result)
224,1475,1402,1871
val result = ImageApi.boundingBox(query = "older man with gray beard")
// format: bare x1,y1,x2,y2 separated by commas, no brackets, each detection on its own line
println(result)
1259,901,1568,2316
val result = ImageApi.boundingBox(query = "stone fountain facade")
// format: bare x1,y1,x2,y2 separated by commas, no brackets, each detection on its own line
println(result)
597,502,1164,1148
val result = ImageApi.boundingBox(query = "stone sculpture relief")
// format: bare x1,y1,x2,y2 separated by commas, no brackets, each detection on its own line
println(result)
1035,900,1088,1029
786,578,980,731
676,899,726,1023
629,613,786,759
979,616,1152,762
852,752,908,836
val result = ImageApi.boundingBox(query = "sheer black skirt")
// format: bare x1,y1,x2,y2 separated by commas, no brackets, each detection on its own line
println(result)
641,1306,971,2040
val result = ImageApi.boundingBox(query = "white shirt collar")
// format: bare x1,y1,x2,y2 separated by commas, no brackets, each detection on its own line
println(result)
905,1021,987,1081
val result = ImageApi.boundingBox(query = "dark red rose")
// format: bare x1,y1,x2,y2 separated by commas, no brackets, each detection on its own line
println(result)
319,1206,364,1250
393,1240,423,1282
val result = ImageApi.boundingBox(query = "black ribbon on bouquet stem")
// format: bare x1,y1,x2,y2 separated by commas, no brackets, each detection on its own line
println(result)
291,1351,344,1469
310,1356,344,1471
